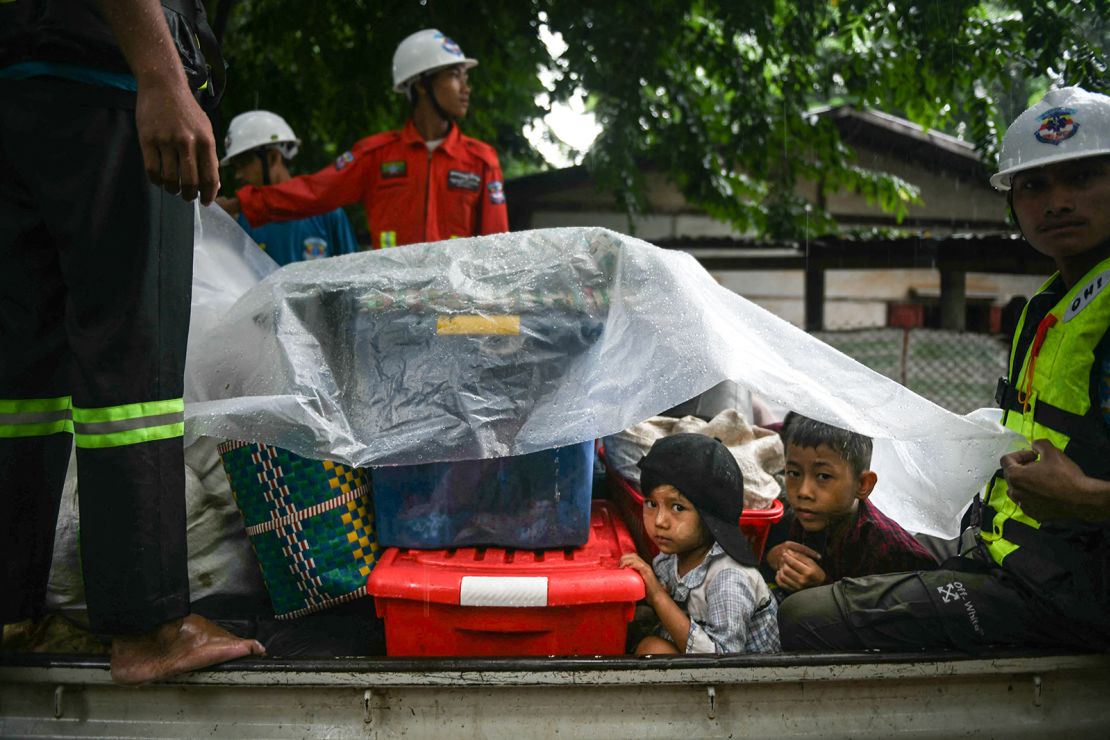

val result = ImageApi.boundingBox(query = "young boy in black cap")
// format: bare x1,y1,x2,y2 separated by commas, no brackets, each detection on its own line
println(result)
620,433,780,654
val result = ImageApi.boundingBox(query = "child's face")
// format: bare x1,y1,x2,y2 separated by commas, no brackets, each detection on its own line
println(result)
784,443,872,533
643,484,713,556
1011,156,1110,262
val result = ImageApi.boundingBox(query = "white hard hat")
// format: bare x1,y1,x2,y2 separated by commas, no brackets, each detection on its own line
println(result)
391,28,477,94
991,86,1110,190
222,110,301,165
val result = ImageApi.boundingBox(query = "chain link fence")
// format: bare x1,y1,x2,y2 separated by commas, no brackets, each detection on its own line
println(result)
812,328,1009,415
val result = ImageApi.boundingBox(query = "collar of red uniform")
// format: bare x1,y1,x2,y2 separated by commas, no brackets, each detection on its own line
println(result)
401,119,461,156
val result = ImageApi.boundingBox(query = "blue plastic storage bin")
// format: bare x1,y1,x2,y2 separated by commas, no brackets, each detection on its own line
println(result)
372,441,594,549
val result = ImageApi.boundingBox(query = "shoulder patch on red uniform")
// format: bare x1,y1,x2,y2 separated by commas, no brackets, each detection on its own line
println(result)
334,151,355,170
487,179,505,205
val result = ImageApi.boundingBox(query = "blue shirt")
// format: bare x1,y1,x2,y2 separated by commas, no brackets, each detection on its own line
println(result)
237,209,359,266
0,61,136,91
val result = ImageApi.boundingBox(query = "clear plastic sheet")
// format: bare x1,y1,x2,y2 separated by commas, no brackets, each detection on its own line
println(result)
185,202,278,402
185,209,1022,538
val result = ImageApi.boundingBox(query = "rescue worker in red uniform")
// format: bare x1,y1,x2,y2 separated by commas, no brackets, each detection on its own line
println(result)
217,29,508,248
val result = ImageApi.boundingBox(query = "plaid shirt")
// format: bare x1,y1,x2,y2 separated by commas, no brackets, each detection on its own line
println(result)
777,498,939,585
653,542,780,654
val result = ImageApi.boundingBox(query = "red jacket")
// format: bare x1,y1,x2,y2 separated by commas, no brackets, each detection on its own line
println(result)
237,120,508,249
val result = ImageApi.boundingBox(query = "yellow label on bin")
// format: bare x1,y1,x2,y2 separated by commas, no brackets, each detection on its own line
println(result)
436,315,521,335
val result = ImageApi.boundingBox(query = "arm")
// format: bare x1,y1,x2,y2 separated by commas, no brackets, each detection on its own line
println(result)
1002,439,1110,523
236,154,370,228
620,553,692,652
96,0,219,204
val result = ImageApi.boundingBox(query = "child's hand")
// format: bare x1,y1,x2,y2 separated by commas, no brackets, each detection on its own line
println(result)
621,553,665,602
775,548,827,591
765,541,821,572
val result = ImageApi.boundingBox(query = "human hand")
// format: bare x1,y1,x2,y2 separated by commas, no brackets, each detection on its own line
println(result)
775,548,827,591
621,553,665,602
135,80,220,205
215,195,241,216
1001,439,1094,522
765,540,821,572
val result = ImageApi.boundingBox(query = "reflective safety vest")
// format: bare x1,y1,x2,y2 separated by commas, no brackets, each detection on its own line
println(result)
981,254,1110,603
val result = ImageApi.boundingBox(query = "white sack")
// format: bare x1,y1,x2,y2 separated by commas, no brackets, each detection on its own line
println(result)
604,410,784,510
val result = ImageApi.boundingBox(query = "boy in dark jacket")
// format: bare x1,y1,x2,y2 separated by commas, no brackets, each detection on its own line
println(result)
764,413,937,597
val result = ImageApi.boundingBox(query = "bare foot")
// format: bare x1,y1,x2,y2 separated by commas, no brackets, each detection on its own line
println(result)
110,614,265,685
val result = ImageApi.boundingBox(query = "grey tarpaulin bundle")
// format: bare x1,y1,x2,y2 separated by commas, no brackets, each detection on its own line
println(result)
185,206,1020,539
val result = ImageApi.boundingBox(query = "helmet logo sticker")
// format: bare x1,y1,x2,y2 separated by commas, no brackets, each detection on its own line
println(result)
1034,107,1079,145
436,32,463,57
335,151,355,171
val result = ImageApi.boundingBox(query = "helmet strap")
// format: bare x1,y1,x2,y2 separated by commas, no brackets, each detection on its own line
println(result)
421,74,455,128
257,149,272,186
1006,191,1027,241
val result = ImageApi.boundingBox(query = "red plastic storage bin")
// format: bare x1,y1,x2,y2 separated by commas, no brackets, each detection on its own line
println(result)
366,500,645,657
601,446,784,562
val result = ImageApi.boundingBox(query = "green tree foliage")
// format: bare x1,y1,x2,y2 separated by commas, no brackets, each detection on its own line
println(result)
209,0,1108,239
209,0,551,172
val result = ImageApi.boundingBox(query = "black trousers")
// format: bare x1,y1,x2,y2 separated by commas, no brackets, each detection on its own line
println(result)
0,78,193,635
779,553,1110,653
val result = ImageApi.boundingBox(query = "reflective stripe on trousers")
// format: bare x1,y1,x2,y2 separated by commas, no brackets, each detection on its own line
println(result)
0,396,183,447
0,396,73,437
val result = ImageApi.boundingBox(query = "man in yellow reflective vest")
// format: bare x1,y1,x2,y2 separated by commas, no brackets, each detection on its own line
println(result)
0,0,263,682
780,87,1110,652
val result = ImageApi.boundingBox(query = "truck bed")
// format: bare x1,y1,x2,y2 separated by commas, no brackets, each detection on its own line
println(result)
3,650,1109,737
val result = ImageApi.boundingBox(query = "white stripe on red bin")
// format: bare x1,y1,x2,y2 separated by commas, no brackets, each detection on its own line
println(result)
459,576,548,607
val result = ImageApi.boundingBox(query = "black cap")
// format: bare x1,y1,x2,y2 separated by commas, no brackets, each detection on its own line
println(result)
636,433,755,566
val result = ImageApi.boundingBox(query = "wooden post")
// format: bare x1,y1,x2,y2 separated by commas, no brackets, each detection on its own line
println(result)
804,266,825,331
939,269,966,331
